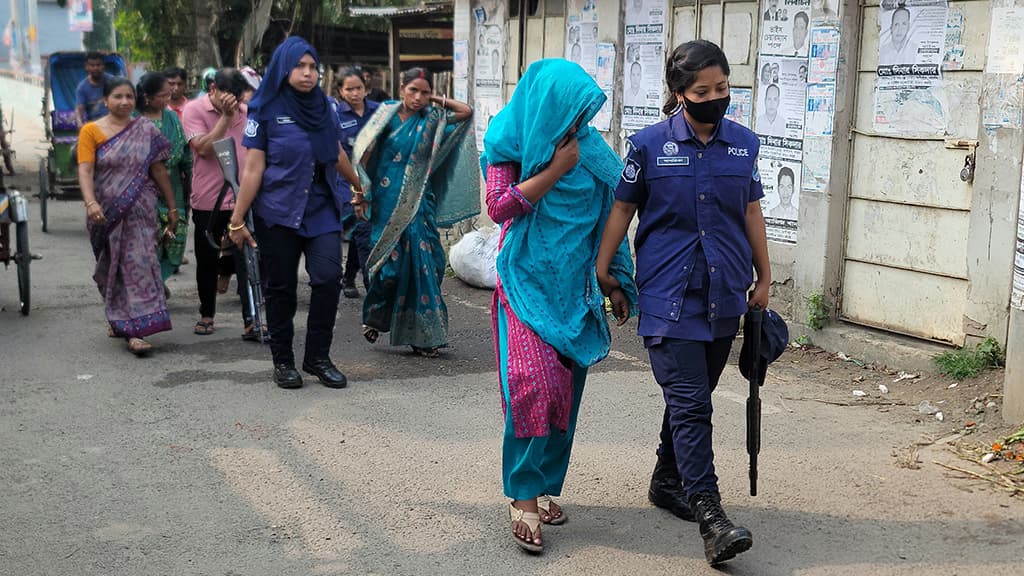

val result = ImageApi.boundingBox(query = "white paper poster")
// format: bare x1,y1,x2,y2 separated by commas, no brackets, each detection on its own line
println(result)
808,27,839,84
454,40,469,79
68,0,94,33
593,43,616,132
802,134,832,192
757,136,803,243
943,9,965,71
1014,148,1024,309
565,4,599,77
473,1,506,152
453,39,470,104
760,0,812,57
622,0,667,130
805,83,835,137
811,0,841,24
986,7,1024,75
873,0,949,136
725,87,754,128
754,56,807,140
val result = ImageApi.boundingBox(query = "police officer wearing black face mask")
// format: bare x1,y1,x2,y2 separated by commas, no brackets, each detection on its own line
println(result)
596,40,771,565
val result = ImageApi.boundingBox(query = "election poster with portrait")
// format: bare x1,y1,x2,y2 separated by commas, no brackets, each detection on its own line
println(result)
473,0,506,152
622,0,667,130
760,0,812,58
757,141,802,244
873,0,949,135
754,56,807,140
565,1,599,77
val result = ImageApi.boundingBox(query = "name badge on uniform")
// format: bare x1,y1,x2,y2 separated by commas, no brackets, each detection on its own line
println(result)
656,156,690,167
276,116,296,125
340,120,358,130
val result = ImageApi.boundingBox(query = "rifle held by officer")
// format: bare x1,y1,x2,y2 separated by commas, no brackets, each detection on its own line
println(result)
744,307,764,497
209,137,265,344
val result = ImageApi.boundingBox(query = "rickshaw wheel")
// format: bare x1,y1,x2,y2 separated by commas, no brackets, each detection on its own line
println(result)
15,220,30,315
38,157,48,233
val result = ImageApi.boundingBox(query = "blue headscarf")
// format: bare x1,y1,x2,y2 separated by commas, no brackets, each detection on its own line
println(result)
247,36,339,164
482,59,637,367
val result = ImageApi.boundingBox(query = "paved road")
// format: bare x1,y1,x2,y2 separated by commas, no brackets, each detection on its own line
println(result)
1,99,1022,574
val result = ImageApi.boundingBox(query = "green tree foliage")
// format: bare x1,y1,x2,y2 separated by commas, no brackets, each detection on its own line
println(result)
111,0,397,70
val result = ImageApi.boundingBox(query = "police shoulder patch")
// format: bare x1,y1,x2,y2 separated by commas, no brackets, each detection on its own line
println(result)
244,119,259,138
622,158,642,183
752,164,761,183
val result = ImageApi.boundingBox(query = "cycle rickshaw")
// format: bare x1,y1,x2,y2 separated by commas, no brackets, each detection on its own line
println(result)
38,51,127,232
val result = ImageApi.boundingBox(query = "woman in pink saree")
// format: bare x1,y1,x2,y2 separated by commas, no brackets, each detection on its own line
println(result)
78,77,180,355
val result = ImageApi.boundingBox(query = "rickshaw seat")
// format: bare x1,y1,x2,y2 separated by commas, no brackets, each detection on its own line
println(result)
52,110,78,132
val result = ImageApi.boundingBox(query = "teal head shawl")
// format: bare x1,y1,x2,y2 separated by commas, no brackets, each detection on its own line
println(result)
482,59,637,367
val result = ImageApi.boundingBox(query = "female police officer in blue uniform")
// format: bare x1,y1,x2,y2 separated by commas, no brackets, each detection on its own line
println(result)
228,37,363,389
596,40,771,565
333,67,380,298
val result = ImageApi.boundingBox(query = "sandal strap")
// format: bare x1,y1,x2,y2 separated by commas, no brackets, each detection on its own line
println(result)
536,495,553,511
508,503,542,532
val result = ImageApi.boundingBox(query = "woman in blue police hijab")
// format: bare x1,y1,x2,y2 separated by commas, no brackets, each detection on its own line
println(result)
229,36,364,390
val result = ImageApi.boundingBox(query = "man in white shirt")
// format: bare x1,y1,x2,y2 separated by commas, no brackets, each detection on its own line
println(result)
879,7,916,65
756,84,786,137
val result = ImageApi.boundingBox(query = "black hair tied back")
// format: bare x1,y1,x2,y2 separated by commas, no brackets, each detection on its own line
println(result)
400,67,433,89
135,72,167,112
662,40,730,115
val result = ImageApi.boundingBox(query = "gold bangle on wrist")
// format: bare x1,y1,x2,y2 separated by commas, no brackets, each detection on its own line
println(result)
84,200,97,209
228,221,246,231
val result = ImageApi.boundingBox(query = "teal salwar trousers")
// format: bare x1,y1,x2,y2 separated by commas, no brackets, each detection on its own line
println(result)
498,303,588,500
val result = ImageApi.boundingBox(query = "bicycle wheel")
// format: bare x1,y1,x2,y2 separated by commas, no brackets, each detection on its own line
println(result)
16,220,30,315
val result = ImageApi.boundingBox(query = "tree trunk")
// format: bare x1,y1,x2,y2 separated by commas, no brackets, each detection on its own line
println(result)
237,0,274,66
191,0,223,70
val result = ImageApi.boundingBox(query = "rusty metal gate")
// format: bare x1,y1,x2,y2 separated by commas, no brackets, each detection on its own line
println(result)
839,0,990,346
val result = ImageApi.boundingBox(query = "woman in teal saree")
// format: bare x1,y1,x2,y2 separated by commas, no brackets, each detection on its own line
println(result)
352,68,478,357
136,72,192,283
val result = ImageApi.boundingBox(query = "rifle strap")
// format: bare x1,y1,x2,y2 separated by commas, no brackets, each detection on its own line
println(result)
203,181,234,251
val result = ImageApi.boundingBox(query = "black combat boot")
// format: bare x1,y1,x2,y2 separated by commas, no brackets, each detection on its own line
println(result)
648,456,695,521
689,492,753,565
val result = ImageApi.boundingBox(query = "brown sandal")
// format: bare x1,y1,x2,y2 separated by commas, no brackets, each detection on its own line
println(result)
508,503,543,554
127,338,153,356
537,495,567,525
194,319,215,335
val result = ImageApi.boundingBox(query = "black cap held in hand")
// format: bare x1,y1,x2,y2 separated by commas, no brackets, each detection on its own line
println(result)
739,308,789,382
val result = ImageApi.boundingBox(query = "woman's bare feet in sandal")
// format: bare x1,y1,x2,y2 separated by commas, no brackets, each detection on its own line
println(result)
127,338,153,356
509,499,543,553
537,495,567,525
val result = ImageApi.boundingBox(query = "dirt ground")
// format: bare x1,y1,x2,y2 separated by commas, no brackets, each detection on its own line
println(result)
769,344,1022,499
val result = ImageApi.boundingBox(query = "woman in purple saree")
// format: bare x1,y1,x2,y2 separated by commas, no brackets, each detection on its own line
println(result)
78,77,180,356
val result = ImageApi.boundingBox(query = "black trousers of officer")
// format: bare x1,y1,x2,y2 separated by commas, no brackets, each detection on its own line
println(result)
255,217,342,367
343,220,372,289
648,335,735,500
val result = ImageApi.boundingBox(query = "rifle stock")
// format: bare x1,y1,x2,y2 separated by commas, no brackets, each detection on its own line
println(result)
212,137,265,344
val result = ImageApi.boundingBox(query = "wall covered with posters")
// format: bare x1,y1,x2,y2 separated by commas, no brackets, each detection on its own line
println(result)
455,0,1021,350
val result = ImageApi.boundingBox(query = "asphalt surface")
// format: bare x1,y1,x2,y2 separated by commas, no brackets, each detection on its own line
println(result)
1,107,1022,575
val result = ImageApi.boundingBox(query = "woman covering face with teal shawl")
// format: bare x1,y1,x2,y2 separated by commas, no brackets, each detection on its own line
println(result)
481,58,636,554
